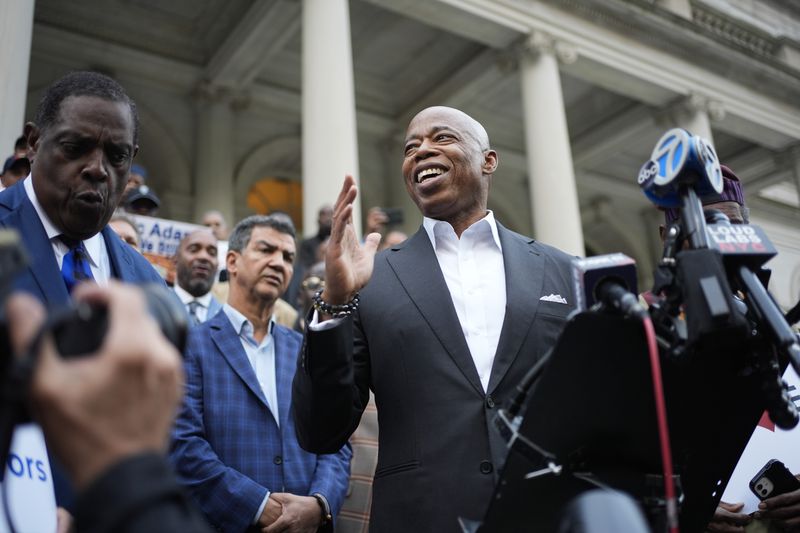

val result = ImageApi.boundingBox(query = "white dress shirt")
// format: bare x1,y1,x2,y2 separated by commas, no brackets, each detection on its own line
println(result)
422,211,506,391
310,211,507,392
24,176,110,284
174,284,214,323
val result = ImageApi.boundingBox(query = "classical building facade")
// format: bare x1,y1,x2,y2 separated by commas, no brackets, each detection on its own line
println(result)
2,0,799,306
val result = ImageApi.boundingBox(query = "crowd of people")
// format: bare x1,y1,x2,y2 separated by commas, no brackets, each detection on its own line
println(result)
1,69,799,533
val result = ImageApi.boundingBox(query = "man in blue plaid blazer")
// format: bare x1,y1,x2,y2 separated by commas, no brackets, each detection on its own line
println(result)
170,215,351,533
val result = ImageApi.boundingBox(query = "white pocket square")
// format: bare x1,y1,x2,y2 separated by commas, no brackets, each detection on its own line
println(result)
539,294,568,304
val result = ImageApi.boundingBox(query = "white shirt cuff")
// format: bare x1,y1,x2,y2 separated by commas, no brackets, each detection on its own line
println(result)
253,491,270,524
308,309,346,331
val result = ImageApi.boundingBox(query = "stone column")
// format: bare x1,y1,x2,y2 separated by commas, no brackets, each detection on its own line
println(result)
193,84,235,227
302,0,360,237
659,93,724,145
0,0,35,152
519,31,585,256
657,0,693,20
790,147,800,207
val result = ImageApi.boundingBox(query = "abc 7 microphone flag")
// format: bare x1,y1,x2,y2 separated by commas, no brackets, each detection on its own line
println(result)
638,128,723,207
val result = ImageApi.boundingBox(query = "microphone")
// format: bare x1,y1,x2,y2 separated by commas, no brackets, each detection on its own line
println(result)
703,211,800,379
572,254,646,318
639,128,723,250
637,128,723,208
704,209,777,268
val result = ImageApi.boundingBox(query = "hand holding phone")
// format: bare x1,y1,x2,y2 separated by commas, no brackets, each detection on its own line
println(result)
749,459,800,500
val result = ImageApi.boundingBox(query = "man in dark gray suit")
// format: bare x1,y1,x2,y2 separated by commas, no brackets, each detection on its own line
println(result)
293,106,577,532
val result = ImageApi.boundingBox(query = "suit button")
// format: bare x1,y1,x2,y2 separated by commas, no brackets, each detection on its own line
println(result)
486,395,495,409
273,455,283,465
480,460,493,474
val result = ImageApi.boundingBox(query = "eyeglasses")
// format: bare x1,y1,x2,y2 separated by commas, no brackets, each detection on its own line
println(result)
301,276,325,292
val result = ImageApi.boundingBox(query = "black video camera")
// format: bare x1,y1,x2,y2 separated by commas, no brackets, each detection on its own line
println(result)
0,228,187,364
0,228,188,489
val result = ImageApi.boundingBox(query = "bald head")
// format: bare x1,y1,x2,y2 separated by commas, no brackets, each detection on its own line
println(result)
406,106,491,152
401,106,498,235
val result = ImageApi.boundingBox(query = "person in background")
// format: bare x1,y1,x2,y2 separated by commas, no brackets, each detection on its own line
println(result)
201,209,230,241
294,261,325,333
122,163,147,198
122,184,160,216
1,135,29,175
298,205,332,272
1,135,30,190
379,230,408,252
108,212,142,251
172,228,222,325
285,205,332,309
0,153,30,190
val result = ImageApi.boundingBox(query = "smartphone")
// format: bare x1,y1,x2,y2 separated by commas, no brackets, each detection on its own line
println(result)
382,207,404,225
749,459,800,500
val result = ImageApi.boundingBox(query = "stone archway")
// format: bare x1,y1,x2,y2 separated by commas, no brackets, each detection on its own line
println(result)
234,135,302,224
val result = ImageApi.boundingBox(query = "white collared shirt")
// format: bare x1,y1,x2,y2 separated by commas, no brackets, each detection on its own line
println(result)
422,211,506,391
24,176,111,285
221,304,280,427
174,284,214,323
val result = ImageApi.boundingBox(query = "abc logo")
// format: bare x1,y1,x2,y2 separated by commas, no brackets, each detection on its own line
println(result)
638,160,659,185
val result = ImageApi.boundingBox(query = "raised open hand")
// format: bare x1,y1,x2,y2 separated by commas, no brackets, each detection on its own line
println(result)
321,175,381,309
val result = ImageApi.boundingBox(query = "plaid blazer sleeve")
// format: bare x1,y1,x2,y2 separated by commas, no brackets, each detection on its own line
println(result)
168,327,267,533
309,440,352,517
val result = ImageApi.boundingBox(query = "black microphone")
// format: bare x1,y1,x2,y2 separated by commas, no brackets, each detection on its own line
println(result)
704,212,800,378
705,210,777,268
572,254,646,318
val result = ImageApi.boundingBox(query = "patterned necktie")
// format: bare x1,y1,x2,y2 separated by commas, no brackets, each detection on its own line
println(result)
187,300,202,326
59,235,95,293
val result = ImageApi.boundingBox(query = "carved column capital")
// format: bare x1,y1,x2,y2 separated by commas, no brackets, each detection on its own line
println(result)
706,99,726,122
523,30,555,57
193,81,251,111
520,31,578,65
680,92,726,122
193,81,228,103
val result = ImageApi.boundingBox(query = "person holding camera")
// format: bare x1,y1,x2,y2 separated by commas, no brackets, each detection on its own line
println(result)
5,282,211,533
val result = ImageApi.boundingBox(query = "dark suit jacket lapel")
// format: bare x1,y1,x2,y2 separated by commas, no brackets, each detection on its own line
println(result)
6,196,69,306
208,312,271,411
386,228,484,396
487,224,546,394
103,227,133,280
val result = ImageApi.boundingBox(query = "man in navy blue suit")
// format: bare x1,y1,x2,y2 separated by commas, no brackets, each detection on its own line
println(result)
0,70,164,306
170,215,351,533
0,71,166,517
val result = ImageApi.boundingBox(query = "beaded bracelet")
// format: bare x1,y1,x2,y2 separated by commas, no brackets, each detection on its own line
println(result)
312,288,360,317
